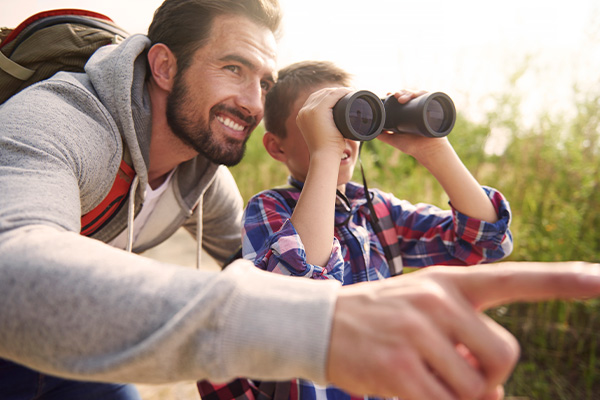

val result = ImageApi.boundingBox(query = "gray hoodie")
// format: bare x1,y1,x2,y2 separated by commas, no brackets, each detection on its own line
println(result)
0,34,340,384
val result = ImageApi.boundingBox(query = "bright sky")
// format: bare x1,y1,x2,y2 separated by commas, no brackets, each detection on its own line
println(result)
2,0,599,122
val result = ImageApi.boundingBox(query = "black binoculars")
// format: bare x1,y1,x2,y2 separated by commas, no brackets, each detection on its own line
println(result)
332,90,456,141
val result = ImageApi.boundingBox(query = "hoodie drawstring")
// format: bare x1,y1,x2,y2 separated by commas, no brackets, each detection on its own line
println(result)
125,175,139,253
195,196,203,269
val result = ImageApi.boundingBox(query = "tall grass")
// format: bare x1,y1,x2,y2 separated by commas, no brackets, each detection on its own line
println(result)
229,75,600,399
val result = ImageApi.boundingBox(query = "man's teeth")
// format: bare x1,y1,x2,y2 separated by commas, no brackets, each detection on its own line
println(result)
217,115,244,132
342,154,349,160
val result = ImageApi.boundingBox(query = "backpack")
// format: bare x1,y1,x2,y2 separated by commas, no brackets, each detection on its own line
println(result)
0,9,134,237
0,9,129,103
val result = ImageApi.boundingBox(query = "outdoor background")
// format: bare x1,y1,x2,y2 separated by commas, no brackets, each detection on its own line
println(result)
2,0,600,399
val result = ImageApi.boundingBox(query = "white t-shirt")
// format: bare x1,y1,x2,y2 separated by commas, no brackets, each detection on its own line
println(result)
108,170,175,249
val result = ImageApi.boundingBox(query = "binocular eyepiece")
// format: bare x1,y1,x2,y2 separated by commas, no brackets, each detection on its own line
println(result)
332,90,456,141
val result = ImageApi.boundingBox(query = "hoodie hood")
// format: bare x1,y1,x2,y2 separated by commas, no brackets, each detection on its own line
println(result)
85,34,153,192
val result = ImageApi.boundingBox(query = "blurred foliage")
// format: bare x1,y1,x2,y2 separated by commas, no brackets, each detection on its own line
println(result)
229,67,600,399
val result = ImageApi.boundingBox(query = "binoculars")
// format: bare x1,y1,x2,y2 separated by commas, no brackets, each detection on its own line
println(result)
332,90,456,141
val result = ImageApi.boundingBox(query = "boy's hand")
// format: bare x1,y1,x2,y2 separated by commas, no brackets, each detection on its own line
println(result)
377,89,454,163
296,87,353,158
377,89,500,223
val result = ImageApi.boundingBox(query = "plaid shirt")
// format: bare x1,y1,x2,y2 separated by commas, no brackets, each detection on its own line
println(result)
198,177,513,400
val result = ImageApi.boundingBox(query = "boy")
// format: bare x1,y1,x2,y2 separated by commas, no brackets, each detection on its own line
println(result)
198,60,513,399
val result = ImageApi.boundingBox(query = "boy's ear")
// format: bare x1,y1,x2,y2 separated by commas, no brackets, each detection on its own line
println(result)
147,43,177,92
263,131,287,162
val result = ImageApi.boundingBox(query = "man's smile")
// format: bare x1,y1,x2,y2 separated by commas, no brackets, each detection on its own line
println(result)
216,114,245,132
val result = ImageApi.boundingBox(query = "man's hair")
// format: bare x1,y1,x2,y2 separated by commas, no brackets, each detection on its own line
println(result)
264,60,352,138
148,0,282,73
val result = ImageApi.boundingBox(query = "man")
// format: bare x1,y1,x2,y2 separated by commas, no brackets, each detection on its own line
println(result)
0,1,599,400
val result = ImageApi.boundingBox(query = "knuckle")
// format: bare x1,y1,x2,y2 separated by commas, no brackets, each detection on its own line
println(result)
489,332,521,372
387,348,419,374
398,310,426,336
462,380,487,400
415,281,451,311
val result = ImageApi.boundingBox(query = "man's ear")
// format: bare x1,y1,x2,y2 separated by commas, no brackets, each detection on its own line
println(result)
263,131,287,162
147,43,177,91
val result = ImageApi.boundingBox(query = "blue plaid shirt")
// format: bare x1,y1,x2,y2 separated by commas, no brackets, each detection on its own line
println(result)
243,178,512,281
198,177,513,400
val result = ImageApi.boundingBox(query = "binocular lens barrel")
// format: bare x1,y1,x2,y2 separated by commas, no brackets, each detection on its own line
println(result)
383,92,455,138
332,90,385,141
332,90,456,141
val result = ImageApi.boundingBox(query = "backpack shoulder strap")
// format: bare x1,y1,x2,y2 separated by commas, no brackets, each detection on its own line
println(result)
80,160,136,237
81,160,135,236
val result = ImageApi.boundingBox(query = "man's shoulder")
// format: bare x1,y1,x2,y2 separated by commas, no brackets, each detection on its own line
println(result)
1,70,106,120
0,70,123,189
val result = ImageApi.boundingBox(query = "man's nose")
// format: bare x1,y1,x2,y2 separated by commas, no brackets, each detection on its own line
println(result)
236,79,264,117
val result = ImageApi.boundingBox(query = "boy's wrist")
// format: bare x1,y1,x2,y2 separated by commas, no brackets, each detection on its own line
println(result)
309,148,345,167
302,150,343,189
411,139,455,168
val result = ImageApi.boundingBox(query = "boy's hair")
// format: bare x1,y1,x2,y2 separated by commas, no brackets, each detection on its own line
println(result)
148,0,282,74
264,60,352,138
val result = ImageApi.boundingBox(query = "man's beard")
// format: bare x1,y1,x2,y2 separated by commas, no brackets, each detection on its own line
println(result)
165,75,256,166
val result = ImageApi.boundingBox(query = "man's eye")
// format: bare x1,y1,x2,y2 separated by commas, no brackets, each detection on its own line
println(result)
261,81,272,92
225,65,240,73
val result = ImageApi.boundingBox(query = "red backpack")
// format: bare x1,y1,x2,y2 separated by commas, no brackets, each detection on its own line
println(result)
0,9,135,236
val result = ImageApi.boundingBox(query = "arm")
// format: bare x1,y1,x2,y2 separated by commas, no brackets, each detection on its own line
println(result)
0,82,339,385
413,138,498,223
377,90,499,223
290,87,353,266
376,186,512,266
242,191,345,280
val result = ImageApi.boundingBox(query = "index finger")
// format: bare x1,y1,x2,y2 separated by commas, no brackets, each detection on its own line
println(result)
440,261,600,311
